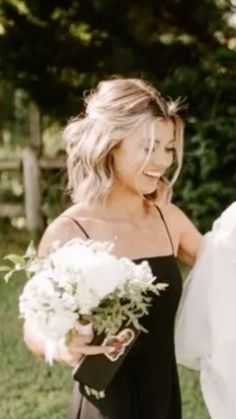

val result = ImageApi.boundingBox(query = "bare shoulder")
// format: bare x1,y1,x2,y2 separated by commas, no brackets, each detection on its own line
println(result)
37,208,87,257
161,203,194,232
161,203,203,266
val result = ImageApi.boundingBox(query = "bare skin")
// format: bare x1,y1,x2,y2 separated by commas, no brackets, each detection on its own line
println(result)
24,119,202,367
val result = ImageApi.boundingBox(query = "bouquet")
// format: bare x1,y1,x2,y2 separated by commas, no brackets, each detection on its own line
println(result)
2,238,168,398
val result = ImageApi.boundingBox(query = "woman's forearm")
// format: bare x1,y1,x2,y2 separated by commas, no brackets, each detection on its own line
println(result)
23,320,45,357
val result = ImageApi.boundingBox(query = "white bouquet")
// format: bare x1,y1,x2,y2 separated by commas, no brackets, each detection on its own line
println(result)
2,238,168,367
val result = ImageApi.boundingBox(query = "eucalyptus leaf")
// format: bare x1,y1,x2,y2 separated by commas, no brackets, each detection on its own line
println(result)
0,266,10,272
4,254,25,266
4,270,14,283
25,241,37,258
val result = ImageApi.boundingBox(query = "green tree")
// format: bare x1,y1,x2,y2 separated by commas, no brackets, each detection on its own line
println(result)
0,0,235,229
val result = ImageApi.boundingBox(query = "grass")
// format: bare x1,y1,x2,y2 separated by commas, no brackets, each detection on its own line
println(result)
0,224,210,419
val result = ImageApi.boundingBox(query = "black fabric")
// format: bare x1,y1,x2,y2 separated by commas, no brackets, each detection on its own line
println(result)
69,255,183,419
154,206,175,255
67,206,182,418
61,215,90,239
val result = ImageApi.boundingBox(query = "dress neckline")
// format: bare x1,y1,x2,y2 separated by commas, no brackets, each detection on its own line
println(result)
131,254,176,262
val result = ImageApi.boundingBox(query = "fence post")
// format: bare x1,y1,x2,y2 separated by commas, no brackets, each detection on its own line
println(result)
22,101,43,233
22,147,43,232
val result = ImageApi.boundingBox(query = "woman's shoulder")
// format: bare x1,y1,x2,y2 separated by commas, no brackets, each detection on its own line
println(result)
161,202,202,240
37,205,90,257
161,203,191,229
162,203,202,265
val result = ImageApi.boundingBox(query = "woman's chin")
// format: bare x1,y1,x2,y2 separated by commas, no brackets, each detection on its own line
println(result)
139,186,158,196
128,181,158,197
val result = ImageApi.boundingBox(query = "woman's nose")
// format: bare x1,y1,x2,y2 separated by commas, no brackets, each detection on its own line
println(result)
151,150,171,168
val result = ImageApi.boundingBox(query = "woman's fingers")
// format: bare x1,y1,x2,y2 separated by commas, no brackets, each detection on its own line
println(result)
70,344,114,356
64,344,114,367
73,335,93,345
56,335,116,367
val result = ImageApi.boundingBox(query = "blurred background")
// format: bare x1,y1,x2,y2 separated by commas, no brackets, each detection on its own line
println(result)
0,0,235,418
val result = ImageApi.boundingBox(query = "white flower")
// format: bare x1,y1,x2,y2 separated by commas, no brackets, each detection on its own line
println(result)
16,237,165,364
20,270,56,302
48,242,94,272
34,311,77,341
120,258,155,284
74,278,101,314
19,270,78,340
48,241,127,313
80,254,126,299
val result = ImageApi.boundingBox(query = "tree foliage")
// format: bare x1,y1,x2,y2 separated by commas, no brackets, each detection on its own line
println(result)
0,0,235,230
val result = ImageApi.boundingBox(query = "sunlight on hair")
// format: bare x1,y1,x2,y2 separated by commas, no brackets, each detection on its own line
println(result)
63,78,185,206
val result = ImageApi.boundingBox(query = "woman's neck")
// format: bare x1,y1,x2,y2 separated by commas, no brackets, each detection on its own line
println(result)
94,183,152,222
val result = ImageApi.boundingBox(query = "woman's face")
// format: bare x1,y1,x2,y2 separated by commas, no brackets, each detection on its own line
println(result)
111,118,175,195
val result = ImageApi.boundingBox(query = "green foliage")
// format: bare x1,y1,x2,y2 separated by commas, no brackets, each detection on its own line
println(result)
174,116,236,231
179,366,210,419
0,0,234,117
0,0,235,228
0,230,72,419
0,270,72,419
41,167,69,222
87,279,167,337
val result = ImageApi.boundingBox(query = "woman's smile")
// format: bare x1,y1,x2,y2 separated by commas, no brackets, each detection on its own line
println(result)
143,170,163,179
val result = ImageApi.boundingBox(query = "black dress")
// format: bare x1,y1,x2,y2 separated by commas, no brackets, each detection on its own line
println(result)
65,207,183,419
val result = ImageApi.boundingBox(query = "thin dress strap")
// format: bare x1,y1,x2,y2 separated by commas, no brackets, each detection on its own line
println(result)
154,205,175,255
61,215,90,239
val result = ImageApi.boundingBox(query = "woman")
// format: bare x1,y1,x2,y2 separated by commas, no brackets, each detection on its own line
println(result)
23,77,202,419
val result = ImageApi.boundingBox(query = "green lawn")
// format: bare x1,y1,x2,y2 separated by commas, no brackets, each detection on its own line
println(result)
0,225,210,419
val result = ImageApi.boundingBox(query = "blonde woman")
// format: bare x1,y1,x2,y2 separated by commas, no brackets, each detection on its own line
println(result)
24,78,202,419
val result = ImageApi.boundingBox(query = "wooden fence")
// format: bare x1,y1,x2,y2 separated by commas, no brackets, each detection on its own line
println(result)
0,101,67,232
0,150,66,231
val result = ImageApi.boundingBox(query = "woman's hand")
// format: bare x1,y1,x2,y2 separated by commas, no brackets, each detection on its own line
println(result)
55,330,115,367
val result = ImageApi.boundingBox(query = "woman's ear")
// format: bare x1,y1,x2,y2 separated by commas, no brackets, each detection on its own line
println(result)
108,142,121,168
110,141,121,156
108,154,114,165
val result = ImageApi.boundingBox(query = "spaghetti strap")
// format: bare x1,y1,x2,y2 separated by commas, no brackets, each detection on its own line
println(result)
61,215,90,239
61,208,174,253
155,205,175,255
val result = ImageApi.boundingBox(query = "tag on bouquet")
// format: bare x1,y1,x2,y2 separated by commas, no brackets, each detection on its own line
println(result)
73,324,140,396
103,328,135,362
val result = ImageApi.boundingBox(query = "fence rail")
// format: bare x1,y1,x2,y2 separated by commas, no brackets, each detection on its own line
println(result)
0,203,24,218
0,150,66,231
0,156,66,171
0,159,21,170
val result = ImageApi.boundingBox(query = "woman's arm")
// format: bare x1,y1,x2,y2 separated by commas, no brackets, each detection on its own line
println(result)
23,216,113,366
165,204,203,267
23,216,82,359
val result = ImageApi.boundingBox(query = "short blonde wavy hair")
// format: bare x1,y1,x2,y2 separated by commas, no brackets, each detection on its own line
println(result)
63,77,184,206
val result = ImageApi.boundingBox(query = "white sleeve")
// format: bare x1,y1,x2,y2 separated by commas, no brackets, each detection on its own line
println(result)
174,232,212,370
175,202,236,419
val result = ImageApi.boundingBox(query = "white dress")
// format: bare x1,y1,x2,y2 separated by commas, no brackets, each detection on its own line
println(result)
175,202,236,419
